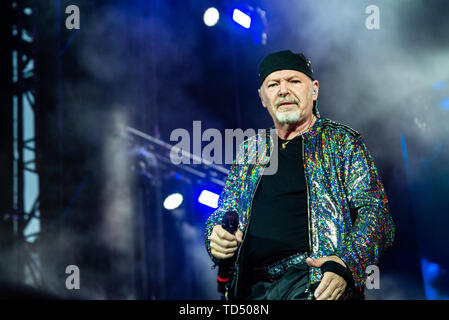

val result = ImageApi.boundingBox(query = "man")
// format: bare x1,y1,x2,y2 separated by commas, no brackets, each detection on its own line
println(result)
205,50,395,300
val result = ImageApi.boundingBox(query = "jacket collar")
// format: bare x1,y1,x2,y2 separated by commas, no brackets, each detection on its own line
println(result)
303,115,324,140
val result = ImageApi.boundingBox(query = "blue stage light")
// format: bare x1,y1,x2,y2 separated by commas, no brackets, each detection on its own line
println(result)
400,134,408,171
439,97,449,110
431,80,448,90
232,9,251,29
198,190,219,208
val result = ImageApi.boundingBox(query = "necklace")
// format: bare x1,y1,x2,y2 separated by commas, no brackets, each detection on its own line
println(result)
280,118,315,150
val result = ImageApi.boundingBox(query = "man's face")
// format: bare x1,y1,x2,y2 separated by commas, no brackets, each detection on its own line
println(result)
258,70,318,125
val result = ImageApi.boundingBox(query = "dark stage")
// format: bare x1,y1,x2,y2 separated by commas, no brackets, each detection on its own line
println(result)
1,0,448,301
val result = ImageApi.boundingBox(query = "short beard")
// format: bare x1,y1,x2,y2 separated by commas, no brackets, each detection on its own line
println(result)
260,82,313,125
275,109,301,124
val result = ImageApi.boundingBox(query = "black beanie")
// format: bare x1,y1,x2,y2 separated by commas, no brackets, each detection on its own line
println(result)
258,50,314,87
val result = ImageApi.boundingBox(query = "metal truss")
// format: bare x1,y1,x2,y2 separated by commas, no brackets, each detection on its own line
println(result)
126,126,230,188
11,0,45,289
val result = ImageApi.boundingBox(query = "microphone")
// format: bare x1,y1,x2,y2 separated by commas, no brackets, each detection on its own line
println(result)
217,211,239,296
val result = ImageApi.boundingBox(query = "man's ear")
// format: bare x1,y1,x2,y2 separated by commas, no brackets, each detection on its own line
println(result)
258,89,267,108
312,80,319,101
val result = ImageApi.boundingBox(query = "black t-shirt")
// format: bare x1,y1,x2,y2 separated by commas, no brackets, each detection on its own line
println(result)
244,134,309,269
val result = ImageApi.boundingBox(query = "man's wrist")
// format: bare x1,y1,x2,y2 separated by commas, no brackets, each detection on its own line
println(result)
329,255,347,268
320,260,355,288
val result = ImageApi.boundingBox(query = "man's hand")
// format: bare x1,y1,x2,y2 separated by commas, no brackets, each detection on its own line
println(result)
306,256,348,300
208,225,243,259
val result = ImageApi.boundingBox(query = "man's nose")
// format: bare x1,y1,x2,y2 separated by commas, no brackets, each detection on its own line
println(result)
278,81,289,96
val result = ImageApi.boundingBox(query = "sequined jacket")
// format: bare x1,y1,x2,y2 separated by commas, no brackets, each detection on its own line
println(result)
204,114,395,299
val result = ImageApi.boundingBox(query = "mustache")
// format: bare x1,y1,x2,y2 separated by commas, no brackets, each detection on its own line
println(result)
275,97,300,108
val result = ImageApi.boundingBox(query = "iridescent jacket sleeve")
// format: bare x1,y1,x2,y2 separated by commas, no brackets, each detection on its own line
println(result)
204,158,243,265
336,135,395,286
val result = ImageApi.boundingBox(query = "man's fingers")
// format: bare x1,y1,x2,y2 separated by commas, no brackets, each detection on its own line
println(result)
316,272,347,300
314,275,330,298
330,286,343,300
209,225,241,259
235,230,243,242
210,241,237,254
330,280,346,300
316,278,338,300
210,234,238,249
325,281,343,300
210,236,237,248
210,226,238,245
316,279,334,300
215,226,237,241
306,257,325,268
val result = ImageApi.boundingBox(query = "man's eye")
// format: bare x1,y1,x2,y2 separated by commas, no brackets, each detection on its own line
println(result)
291,80,300,83
268,83,277,88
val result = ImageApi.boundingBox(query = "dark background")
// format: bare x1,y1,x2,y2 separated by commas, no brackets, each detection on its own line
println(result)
1,0,448,299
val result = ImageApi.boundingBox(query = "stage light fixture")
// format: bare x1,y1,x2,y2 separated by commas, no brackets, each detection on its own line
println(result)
203,7,220,27
163,193,184,210
198,190,219,208
232,8,251,29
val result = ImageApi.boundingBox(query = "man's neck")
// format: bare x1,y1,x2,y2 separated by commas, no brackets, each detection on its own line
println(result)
275,115,316,140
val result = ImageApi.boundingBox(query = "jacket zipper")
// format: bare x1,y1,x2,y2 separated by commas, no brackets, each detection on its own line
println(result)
230,133,313,298
302,135,314,299
229,136,268,299
230,164,265,299
302,135,313,255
